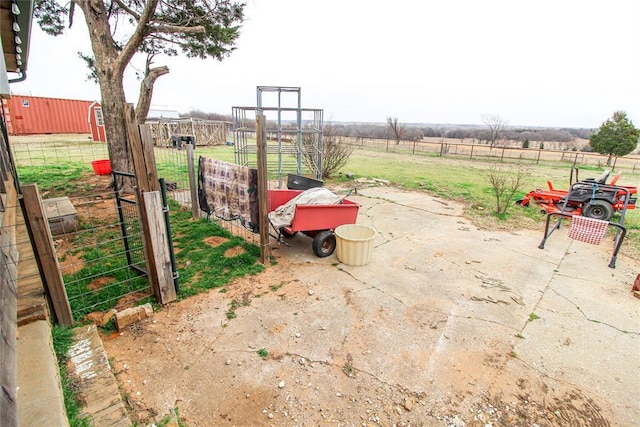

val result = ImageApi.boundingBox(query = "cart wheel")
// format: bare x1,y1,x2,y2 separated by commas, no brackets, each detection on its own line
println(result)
583,200,614,221
312,231,336,257
515,199,529,207
280,228,298,238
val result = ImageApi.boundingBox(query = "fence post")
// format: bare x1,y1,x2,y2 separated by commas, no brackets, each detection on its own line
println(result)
186,143,199,218
536,150,541,164
470,144,474,159
256,114,271,265
21,184,73,325
140,191,176,304
501,147,505,162
125,103,160,193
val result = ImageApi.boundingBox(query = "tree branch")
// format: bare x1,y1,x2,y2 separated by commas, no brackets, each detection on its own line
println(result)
112,0,141,20
149,24,207,35
135,64,170,124
114,0,159,76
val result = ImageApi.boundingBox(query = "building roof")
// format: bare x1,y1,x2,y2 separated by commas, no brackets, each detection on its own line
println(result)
1,0,34,83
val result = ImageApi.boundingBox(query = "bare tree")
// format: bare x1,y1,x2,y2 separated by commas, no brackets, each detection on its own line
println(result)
488,164,530,215
297,123,354,179
387,117,405,145
482,114,508,148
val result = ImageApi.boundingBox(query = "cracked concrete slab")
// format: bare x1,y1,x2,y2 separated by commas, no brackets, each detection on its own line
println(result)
103,186,640,426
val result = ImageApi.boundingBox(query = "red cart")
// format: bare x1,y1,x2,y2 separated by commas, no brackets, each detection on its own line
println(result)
268,189,359,257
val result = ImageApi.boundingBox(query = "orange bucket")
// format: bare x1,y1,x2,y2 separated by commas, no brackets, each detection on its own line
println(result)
91,159,112,175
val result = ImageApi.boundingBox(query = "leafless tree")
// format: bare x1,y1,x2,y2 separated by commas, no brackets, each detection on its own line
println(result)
482,114,508,148
387,117,405,145
297,123,354,179
488,163,530,215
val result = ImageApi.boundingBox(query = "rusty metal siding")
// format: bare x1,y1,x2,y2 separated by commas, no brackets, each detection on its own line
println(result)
6,95,93,135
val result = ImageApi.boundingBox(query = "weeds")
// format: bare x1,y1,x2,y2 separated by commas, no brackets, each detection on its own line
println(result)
342,363,355,377
528,312,540,321
257,348,269,359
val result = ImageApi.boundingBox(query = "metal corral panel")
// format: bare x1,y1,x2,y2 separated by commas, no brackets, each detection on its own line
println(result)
4,95,93,135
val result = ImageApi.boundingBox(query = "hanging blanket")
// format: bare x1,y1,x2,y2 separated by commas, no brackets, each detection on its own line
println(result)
567,215,609,245
269,187,342,229
198,157,257,224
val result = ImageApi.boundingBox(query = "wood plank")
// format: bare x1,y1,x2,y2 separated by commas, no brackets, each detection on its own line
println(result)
0,250,17,427
15,207,48,326
256,115,271,264
125,103,159,193
135,187,160,302
143,191,175,304
21,184,72,325
68,325,131,426
186,143,199,218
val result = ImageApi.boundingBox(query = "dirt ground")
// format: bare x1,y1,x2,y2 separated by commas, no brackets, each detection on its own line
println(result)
102,185,639,426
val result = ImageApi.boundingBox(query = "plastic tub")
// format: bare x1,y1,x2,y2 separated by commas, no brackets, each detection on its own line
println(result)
335,224,376,266
91,159,112,175
287,174,323,190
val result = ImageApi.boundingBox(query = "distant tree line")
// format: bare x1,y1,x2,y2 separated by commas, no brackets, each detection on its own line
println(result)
181,109,597,149
181,109,233,122
327,123,593,144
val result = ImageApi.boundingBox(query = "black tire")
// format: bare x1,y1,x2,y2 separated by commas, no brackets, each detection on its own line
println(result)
582,200,614,221
515,199,529,207
280,228,298,238
312,231,336,257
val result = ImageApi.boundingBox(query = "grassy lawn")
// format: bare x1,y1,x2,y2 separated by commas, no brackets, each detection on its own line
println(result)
336,148,640,255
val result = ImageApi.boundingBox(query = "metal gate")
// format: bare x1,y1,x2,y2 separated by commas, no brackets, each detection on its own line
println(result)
113,171,147,276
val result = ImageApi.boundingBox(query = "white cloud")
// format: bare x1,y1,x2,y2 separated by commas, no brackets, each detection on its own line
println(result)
11,0,640,128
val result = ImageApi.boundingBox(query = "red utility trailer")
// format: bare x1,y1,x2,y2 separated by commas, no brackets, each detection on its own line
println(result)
268,189,359,257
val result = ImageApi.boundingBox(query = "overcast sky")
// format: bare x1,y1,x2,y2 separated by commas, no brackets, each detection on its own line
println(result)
11,0,640,129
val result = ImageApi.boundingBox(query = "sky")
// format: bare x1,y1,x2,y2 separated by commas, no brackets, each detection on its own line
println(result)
11,0,640,129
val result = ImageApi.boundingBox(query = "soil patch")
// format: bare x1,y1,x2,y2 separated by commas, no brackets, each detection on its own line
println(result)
116,291,152,309
88,276,115,291
224,246,245,257
204,236,228,247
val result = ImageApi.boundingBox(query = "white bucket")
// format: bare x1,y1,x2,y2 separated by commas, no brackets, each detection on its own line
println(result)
335,224,376,266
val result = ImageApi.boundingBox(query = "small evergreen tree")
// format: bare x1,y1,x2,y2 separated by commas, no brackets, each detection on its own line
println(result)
522,139,529,149
590,111,640,166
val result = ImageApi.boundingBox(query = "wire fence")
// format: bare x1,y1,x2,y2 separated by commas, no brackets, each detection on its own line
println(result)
154,144,259,245
44,186,151,321
346,136,640,174
8,135,151,320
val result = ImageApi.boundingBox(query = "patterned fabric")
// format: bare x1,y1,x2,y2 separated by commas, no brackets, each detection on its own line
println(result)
198,157,257,223
567,215,609,245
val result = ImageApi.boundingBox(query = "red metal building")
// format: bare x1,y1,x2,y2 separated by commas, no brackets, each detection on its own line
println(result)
3,95,93,135
88,101,107,142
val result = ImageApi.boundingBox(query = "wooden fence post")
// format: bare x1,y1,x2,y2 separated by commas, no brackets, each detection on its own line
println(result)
140,191,176,304
256,114,271,265
186,143,199,219
21,184,73,325
125,103,160,193
125,103,175,304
